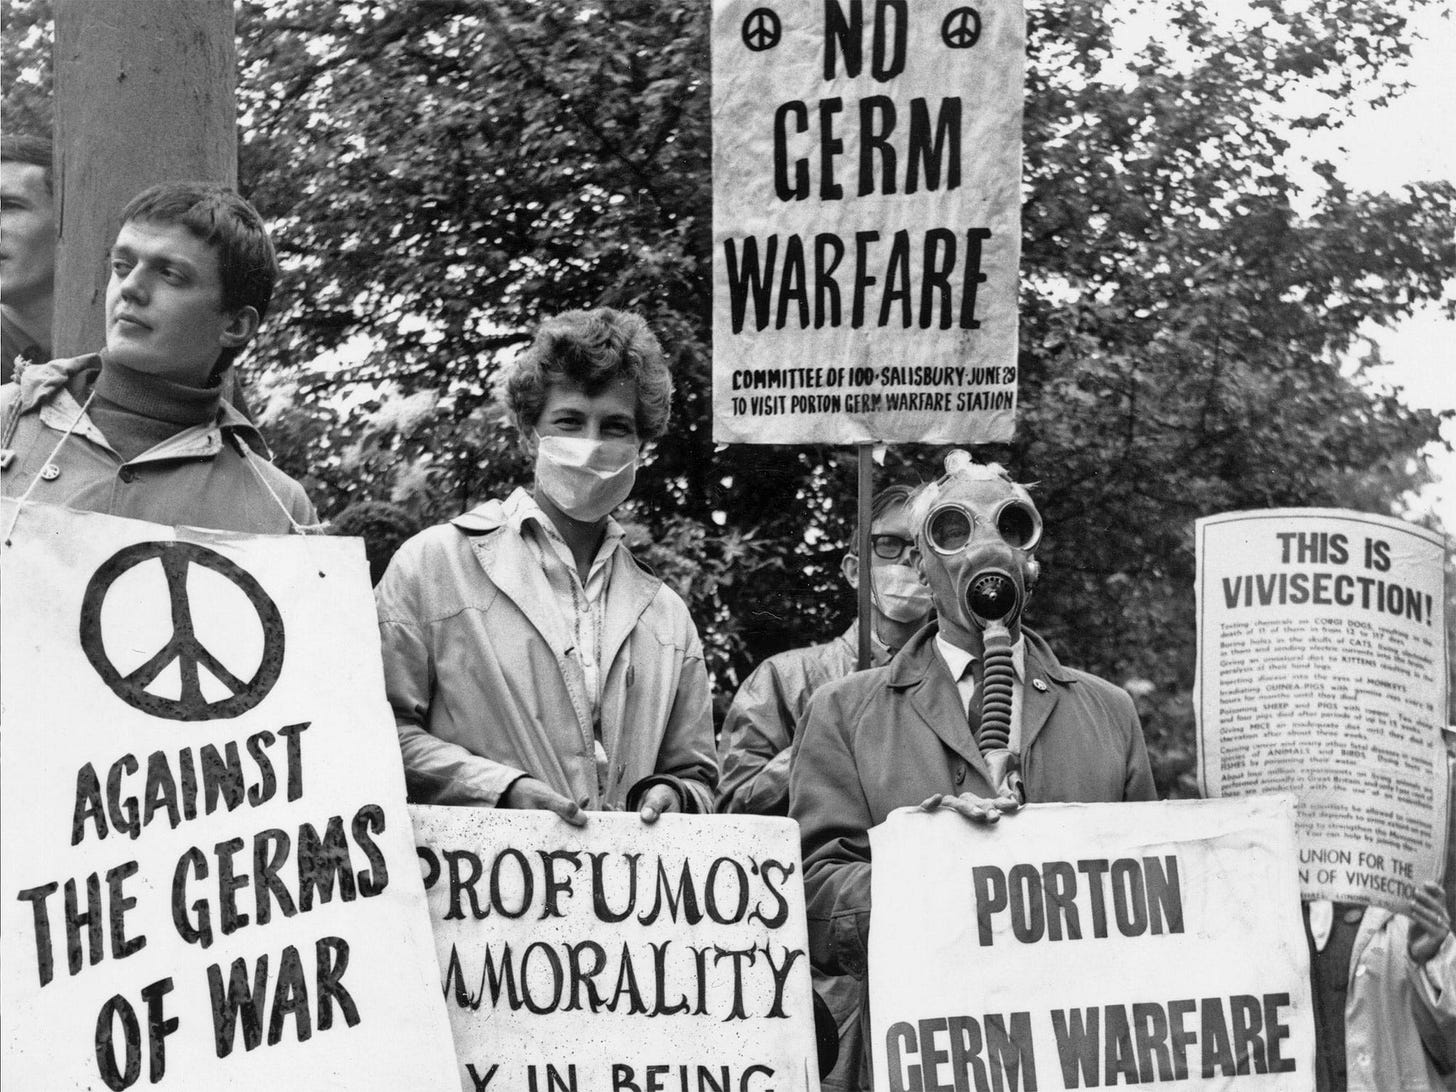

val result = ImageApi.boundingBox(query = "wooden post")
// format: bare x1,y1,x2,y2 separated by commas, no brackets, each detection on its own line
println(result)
51,0,236,358
856,444,874,670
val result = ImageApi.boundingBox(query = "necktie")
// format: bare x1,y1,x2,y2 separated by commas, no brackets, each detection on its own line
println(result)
963,657,983,741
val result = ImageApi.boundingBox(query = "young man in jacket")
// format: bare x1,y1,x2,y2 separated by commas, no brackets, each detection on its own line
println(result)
0,181,313,533
789,452,1156,1086
375,307,717,822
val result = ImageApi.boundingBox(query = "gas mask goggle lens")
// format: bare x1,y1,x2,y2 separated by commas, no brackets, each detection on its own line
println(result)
924,499,1043,555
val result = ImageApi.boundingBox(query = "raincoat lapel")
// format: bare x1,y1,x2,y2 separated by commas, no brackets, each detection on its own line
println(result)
469,524,573,656
1018,635,1068,754
599,547,659,675
895,633,994,785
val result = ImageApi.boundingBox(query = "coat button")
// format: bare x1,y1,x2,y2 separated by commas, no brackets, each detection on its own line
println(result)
118,467,137,483
1032,678,1048,692
40,463,61,480
954,765,966,785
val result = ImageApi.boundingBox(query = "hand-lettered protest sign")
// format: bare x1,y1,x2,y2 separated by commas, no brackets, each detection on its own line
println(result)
1195,508,1450,912
711,0,1024,444
869,799,1314,1092
412,806,821,1092
0,500,459,1091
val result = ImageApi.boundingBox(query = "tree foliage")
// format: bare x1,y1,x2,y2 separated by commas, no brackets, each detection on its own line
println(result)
5,0,1452,793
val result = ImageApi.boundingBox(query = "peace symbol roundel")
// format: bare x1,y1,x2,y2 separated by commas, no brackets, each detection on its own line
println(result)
742,7,782,52
942,7,982,49
79,541,286,721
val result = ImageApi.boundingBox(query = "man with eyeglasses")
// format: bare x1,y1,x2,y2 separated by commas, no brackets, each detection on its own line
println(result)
789,452,1155,1088
718,482,931,817
716,481,931,1092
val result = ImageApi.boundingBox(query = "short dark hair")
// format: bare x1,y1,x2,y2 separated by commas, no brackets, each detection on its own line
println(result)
504,308,672,440
120,182,279,321
1,134,53,194
847,482,919,555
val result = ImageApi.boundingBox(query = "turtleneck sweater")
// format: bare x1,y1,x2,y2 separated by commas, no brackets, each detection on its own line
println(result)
88,359,224,463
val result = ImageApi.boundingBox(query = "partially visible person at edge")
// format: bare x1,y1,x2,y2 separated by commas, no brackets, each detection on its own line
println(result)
0,182,314,533
717,481,933,1091
1303,881,1454,1091
790,452,1156,1087
1,134,56,382
374,307,716,823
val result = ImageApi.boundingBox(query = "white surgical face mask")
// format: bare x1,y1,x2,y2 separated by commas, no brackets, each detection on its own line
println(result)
873,564,934,623
534,434,639,522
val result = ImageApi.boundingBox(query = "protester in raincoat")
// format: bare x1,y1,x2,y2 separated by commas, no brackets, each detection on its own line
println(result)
790,453,1155,1087
375,307,716,822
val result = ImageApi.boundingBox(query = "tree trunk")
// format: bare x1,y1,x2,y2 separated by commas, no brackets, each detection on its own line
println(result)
52,0,236,358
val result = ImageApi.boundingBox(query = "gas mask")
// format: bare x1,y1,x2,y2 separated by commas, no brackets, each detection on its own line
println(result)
915,450,1042,802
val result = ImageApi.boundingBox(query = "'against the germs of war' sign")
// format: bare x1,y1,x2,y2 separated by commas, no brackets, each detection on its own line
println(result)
412,807,821,1092
1195,507,1450,913
712,0,1024,445
870,798,1314,1092
0,500,458,1091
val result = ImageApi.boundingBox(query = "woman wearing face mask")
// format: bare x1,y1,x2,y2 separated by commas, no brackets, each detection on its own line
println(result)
374,308,716,824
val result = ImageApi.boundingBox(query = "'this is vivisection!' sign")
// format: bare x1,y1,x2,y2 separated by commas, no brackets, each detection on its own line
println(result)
712,0,1024,445
413,807,821,1092
0,500,458,1091
1195,507,1449,913
869,798,1314,1092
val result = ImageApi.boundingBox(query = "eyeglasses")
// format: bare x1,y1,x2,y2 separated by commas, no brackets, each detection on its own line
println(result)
924,500,1042,554
869,534,916,561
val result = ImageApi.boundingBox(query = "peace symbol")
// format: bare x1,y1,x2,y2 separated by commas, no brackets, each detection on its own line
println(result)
942,7,982,49
742,7,781,51
79,541,285,721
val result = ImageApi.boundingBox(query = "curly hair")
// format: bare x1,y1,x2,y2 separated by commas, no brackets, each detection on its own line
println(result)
503,308,672,440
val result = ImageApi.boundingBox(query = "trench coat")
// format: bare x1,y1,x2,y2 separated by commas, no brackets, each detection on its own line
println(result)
718,624,890,816
789,622,1157,979
375,493,717,812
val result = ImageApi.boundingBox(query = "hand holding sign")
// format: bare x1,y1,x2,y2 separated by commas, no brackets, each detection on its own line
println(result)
1407,881,1452,964
918,789,1022,824
499,775,587,826
636,781,681,823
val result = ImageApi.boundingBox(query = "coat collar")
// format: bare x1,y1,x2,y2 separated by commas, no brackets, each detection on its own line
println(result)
829,621,894,669
451,490,665,669
20,353,273,459
886,623,1078,775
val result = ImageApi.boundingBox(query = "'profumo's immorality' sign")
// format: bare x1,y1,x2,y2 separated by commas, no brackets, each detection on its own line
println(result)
711,0,1024,445
413,807,821,1092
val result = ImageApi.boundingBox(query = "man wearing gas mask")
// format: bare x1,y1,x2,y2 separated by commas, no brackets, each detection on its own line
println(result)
375,308,716,822
790,452,1156,1056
